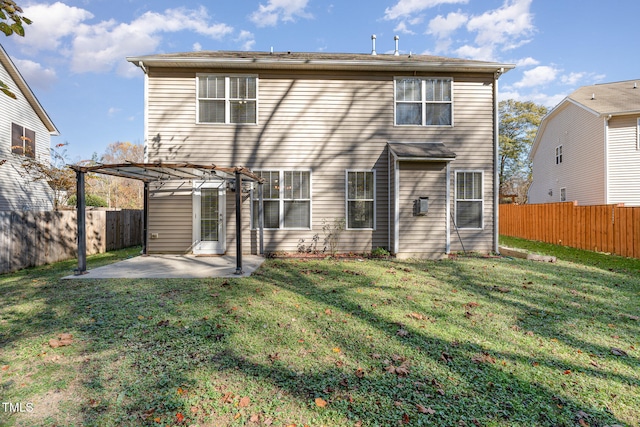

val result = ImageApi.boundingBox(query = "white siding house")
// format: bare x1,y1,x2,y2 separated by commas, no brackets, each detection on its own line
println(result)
0,44,59,211
529,80,640,206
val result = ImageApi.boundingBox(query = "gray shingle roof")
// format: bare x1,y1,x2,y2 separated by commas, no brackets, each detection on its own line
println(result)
568,80,640,115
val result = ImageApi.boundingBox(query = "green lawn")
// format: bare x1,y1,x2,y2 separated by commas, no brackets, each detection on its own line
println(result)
0,242,638,427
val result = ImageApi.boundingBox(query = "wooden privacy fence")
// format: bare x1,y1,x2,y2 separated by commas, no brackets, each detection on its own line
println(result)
500,202,640,259
0,209,142,274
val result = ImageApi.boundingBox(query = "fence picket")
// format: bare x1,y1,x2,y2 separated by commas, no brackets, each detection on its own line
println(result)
0,209,142,274
500,202,640,260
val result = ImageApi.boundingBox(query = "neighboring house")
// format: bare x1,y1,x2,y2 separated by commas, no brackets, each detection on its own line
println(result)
529,80,640,206
126,49,513,258
0,43,59,211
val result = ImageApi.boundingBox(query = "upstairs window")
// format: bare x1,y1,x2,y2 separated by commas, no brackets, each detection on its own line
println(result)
395,78,452,126
555,145,563,164
197,75,257,124
11,123,35,158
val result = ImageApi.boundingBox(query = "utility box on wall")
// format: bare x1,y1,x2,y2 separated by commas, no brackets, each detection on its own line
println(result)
413,197,429,216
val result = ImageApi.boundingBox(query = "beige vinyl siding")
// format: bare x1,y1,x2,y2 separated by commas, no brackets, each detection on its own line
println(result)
396,162,447,259
145,69,495,255
530,103,605,205
607,115,640,206
147,182,192,253
0,63,54,211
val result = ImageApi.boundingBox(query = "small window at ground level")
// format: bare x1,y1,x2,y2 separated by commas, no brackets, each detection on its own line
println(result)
455,171,483,229
11,123,36,158
560,187,566,202
346,170,375,229
251,170,311,229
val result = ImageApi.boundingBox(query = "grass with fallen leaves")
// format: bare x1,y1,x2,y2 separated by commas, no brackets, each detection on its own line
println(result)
0,242,638,427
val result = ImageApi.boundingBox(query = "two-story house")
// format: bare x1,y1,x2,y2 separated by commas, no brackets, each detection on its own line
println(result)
529,80,640,206
125,50,513,258
0,43,59,211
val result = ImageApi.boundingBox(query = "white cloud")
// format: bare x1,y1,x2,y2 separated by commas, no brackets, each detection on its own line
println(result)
513,65,559,88
107,107,121,117
250,0,312,27
560,72,585,86
515,57,539,67
466,0,534,48
394,21,416,35
427,11,468,38
236,30,256,51
384,0,468,20
193,42,203,51
18,2,93,53
13,4,234,77
12,58,57,90
454,44,495,61
498,89,566,108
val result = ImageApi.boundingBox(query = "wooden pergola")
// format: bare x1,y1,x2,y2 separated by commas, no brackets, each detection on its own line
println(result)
68,162,265,276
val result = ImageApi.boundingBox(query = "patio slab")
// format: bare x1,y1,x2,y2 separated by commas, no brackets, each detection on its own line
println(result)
62,254,265,279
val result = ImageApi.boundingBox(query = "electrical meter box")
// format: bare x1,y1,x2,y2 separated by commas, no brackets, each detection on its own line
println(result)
413,197,429,216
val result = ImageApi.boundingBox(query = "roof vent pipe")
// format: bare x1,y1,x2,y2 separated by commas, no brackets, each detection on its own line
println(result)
371,34,377,55
591,93,595,100
394,35,400,56
634,82,637,89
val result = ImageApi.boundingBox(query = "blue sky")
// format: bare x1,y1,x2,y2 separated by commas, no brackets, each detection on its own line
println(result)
2,0,638,161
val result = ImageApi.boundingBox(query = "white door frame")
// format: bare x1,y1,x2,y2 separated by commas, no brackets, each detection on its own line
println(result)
192,181,226,255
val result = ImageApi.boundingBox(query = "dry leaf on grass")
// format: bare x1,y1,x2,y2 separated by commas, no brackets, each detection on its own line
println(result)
315,397,328,408
416,404,435,414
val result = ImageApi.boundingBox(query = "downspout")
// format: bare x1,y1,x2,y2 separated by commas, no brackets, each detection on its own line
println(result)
493,68,503,254
604,114,611,204
388,148,391,251
393,151,400,255
74,169,87,275
139,61,150,163
445,163,451,254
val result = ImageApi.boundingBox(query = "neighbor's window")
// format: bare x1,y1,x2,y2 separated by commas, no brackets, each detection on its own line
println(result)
560,187,566,202
11,123,35,158
555,145,563,164
197,75,257,124
455,171,483,229
251,170,311,229
395,77,452,126
346,170,375,229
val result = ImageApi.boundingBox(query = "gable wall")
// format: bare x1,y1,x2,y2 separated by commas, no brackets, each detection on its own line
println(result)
0,62,53,211
144,68,496,255
607,115,640,205
529,102,605,205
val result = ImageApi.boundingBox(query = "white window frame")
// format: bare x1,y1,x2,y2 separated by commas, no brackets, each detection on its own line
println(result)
454,170,484,230
196,74,258,124
345,170,376,230
560,187,566,202
637,118,639,150
555,144,563,164
394,77,453,127
251,169,312,230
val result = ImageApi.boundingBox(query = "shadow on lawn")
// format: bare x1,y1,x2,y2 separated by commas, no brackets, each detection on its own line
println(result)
252,259,637,426
1,254,637,426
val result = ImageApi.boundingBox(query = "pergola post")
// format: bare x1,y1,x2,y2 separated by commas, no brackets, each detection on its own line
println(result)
74,169,87,275
142,182,149,255
258,182,264,255
234,171,243,275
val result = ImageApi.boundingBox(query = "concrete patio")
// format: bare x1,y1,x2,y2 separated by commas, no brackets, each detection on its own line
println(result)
62,254,265,279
